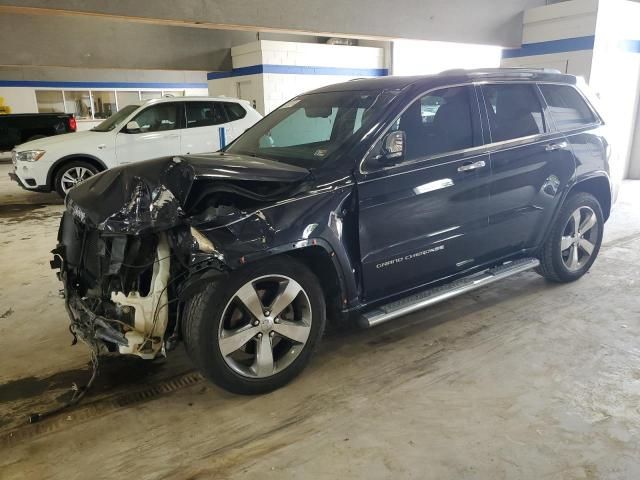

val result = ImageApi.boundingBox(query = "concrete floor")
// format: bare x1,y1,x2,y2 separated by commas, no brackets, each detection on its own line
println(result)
0,162,639,479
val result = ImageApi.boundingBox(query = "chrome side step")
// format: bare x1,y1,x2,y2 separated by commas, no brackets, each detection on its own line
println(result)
359,257,540,328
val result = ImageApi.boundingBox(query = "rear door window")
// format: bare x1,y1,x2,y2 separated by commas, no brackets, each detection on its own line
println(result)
539,84,597,131
185,102,227,128
482,84,546,142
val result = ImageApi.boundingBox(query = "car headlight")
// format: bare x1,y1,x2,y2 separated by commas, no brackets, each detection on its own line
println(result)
17,150,46,162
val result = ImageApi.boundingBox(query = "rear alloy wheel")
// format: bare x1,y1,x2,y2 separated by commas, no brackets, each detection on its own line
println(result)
560,206,599,272
183,257,326,394
55,161,99,197
537,192,603,283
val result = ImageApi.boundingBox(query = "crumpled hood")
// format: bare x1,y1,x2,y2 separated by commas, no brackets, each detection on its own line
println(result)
65,153,310,234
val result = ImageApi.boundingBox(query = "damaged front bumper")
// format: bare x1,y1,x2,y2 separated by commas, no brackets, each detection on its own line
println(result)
51,211,227,361
51,153,307,360
52,219,173,359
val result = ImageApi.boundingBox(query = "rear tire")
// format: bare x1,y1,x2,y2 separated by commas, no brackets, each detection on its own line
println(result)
536,192,603,283
182,256,326,395
54,160,99,197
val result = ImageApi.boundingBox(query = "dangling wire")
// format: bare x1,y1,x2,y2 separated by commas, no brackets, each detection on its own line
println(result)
27,343,100,424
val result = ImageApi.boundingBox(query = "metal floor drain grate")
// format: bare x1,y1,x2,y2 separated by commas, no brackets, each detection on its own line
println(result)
1,371,204,447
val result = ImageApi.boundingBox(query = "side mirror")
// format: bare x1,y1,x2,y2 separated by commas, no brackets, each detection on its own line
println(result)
125,120,141,133
380,130,405,163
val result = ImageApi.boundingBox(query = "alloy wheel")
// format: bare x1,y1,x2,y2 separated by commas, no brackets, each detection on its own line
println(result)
60,166,94,194
218,275,312,378
561,206,599,271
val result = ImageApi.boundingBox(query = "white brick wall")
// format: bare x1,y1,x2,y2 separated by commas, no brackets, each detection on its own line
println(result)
521,0,598,44
262,73,365,113
501,0,640,179
257,40,384,69
500,0,598,80
211,40,387,115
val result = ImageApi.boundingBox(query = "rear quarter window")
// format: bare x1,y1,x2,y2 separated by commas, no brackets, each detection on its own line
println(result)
539,84,597,131
223,102,247,121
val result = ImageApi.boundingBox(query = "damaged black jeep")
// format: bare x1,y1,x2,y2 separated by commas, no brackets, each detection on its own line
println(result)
53,71,611,394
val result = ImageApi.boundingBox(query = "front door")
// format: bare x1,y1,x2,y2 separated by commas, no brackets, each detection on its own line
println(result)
357,85,490,302
115,102,183,164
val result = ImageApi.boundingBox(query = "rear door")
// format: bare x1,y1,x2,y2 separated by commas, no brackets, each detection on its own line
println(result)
356,85,491,302
479,83,575,259
115,102,183,164
182,101,229,154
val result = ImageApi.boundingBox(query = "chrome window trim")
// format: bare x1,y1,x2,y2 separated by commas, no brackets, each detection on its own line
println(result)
476,79,604,126
358,82,477,175
357,129,592,185
359,79,603,177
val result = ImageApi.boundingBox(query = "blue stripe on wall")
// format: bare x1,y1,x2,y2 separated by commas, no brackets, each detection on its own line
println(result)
0,80,207,89
207,64,389,80
502,35,595,59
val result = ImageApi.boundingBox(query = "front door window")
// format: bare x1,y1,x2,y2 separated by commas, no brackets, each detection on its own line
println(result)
132,104,181,133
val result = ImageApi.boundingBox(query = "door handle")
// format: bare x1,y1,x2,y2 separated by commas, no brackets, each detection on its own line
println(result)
166,133,180,139
545,141,568,152
457,160,486,172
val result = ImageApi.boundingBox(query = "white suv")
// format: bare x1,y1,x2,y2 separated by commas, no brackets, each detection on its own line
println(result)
10,96,262,196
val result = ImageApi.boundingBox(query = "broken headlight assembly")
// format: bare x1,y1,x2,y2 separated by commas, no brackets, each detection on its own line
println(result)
190,226,218,254
190,226,225,262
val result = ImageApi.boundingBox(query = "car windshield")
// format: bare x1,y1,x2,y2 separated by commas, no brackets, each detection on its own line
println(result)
91,104,139,132
225,89,399,167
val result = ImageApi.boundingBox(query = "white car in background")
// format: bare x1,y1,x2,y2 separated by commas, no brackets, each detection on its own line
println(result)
10,97,262,196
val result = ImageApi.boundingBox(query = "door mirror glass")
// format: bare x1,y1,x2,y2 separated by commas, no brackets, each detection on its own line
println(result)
381,130,406,162
125,120,141,133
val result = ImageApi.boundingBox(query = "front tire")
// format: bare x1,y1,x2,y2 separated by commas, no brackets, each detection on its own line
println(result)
54,160,99,197
537,192,604,283
182,257,326,394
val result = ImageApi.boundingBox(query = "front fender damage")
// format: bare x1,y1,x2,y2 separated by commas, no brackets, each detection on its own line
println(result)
53,155,307,360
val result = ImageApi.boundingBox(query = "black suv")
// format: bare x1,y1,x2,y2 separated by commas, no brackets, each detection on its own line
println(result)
53,69,612,394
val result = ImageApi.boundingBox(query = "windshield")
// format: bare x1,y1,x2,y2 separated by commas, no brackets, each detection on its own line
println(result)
91,104,139,132
226,89,399,167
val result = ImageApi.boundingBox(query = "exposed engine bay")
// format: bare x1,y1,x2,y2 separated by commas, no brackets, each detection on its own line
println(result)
51,154,317,360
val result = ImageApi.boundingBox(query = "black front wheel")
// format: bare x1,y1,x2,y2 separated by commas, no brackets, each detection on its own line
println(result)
537,192,604,283
182,257,326,394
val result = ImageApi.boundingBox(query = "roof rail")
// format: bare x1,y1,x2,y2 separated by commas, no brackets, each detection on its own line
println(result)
439,67,563,75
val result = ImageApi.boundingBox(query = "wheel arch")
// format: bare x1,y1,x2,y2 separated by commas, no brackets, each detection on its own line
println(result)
47,154,108,189
236,239,357,321
285,245,349,322
567,173,612,221
537,172,611,253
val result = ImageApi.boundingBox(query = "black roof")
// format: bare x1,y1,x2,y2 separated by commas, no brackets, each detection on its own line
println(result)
309,68,577,94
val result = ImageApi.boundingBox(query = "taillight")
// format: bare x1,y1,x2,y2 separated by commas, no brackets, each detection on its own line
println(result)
68,116,77,132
